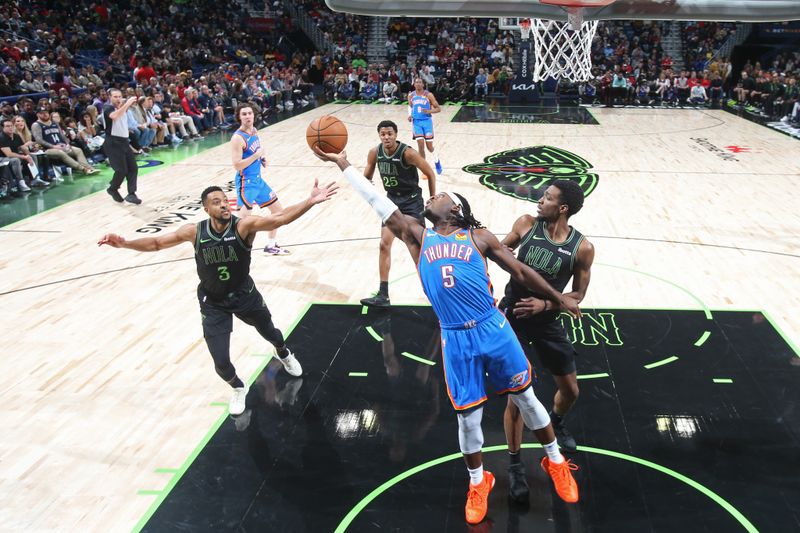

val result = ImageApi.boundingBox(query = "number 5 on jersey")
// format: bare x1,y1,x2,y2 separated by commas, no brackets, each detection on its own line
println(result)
441,265,455,288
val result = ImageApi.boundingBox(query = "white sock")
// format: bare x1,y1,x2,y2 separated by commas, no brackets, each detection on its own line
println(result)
433,151,440,163
543,439,564,464
266,239,276,248
467,464,484,485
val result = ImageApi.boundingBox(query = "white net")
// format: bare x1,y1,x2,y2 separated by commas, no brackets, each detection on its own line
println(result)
530,17,598,82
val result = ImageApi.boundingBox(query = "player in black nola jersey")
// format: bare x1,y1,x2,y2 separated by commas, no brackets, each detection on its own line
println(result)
498,180,595,503
98,181,338,415
360,120,436,308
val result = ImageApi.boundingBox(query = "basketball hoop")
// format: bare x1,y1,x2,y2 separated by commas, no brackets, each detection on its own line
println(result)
528,0,615,82
530,16,597,82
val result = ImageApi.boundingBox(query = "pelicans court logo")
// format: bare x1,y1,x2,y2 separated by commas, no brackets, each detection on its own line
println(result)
463,146,599,203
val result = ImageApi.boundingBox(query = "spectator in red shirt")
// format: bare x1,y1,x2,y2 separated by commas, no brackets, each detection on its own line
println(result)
135,60,157,85
181,87,209,133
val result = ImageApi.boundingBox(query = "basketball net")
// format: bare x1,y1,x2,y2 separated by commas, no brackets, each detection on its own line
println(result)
527,9,598,82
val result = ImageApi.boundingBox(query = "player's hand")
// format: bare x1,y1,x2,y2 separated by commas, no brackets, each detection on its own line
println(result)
512,297,547,318
260,156,267,167
559,295,582,318
312,146,347,165
97,233,126,248
309,178,339,204
253,147,264,159
407,116,412,122
422,109,432,114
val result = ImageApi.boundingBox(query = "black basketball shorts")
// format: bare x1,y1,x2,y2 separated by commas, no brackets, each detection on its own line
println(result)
197,278,273,338
383,192,424,226
499,297,578,376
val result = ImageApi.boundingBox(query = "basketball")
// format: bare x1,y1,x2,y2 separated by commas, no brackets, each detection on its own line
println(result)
306,115,348,153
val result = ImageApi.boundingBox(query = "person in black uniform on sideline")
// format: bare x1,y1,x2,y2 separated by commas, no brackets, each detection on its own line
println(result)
360,120,436,308
98,180,338,415
499,180,595,503
103,89,141,204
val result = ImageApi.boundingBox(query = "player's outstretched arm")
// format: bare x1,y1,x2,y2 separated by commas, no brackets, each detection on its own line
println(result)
473,228,581,318
98,223,196,252
403,147,436,196
238,178,338,235
313,147,424,254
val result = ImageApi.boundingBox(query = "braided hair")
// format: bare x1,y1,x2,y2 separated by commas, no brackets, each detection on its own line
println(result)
452,193,485,230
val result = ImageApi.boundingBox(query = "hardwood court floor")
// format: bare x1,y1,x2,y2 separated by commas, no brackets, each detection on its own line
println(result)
0,103,798,531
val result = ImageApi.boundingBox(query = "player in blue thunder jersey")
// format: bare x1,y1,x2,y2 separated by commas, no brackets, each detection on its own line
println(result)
315,148,582,525
408,78,443,176
230,104,289,255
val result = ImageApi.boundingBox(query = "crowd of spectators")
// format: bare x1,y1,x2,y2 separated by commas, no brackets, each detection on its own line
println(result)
729,52,800,124
0,0,316,199
1,0,795,198
307,12,742,109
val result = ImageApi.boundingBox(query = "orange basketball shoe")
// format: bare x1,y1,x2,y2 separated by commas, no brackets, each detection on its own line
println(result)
465,471,495,524
540,457,579,503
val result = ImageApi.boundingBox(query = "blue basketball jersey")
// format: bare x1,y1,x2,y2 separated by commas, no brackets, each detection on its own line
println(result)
417,228,496,328
410,91,431,121
234,129,262,181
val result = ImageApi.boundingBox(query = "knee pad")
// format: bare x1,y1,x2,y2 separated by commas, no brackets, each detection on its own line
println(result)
510,387,550,430
457,407,484,455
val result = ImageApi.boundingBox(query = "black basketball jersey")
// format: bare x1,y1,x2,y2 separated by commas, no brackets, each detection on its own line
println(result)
504,220,584,304
194,216,252,298
376,142,421,197
36,121,64,145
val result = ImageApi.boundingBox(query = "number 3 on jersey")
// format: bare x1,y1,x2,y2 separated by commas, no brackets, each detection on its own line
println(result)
217,266,230,281
441,265,455,288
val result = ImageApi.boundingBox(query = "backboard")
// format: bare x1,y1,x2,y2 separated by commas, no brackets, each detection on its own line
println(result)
326,0,800,23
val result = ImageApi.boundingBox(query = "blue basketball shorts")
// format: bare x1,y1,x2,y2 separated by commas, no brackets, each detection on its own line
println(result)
236,173,277,209
412,118,434,140
440,309,532,411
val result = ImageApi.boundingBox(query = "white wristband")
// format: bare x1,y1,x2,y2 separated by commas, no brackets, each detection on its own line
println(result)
343,166,399,223
407,106,412,116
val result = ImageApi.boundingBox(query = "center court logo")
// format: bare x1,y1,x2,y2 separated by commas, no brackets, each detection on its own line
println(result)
463,146,599,203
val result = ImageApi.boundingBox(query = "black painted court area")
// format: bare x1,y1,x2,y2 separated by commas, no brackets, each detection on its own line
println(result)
451,104,598,124
143,305,800,532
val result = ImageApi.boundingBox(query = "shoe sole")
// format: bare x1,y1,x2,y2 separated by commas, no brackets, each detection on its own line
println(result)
359,300,390,308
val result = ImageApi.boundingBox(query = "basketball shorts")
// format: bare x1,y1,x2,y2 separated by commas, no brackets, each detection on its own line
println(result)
383,191,424,226
499,297,578,376
198,277,273,338
441,309,532,411
412,118,434,140
236,173,277,209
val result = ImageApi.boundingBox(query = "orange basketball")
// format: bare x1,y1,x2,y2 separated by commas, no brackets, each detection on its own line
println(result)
306,115,348,154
